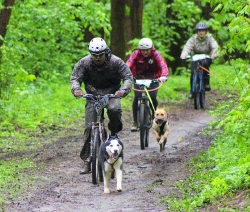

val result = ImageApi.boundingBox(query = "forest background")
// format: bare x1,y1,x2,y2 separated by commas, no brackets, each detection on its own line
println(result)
0,0,249,211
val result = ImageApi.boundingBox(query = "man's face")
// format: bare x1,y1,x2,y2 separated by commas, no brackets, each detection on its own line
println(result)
197,30,207,38
140,49,152,58
91,51,106,65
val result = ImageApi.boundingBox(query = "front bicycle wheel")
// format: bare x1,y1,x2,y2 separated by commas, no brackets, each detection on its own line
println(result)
144,105,152,148
194,91,200,109
91,127,102,184
200,90,205,109
139,104,146,150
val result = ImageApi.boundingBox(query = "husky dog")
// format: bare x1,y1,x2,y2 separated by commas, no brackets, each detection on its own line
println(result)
152,106,170,148
99,135,123,194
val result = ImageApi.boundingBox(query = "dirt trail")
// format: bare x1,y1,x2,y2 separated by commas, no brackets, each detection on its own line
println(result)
4,102,214,212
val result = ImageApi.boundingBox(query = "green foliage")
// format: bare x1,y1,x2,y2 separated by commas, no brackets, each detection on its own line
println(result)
160,59,250,210
142,0,202,61
210,0,250,56
0,158,35,205
0,0,111,97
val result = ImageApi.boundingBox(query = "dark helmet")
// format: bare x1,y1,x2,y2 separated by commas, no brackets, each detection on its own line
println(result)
196,23,208,31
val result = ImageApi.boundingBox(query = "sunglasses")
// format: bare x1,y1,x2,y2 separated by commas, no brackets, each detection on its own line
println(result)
91,52,105,58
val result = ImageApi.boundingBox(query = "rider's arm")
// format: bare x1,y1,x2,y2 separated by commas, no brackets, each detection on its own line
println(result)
208,35,219,58
180,36,195,59
70,59,85,95
117,58,133,97
126,50,139,77
154,52,169,83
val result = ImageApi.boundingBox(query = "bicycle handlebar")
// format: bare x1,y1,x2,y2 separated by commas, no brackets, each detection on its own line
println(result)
79,93,118,100
132,79,163,93
185,54,212,61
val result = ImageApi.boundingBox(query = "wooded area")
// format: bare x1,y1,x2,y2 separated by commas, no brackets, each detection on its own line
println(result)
0,0,249,91
0,0,249,210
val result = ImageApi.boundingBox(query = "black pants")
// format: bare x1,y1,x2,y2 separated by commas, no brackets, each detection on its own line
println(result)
132,81,159,123
190,58,212,89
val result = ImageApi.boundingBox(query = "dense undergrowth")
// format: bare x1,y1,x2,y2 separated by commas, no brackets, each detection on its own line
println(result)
160,61,250,211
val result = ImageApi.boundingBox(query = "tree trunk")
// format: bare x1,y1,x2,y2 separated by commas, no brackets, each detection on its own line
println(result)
0,0,15,47
166,0,185,74
110,0,126,60
124,0,143,60
129,0,143,39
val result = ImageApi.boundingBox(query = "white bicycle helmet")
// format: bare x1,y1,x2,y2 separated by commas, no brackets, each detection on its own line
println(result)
88,37,107,53
138,38,153,49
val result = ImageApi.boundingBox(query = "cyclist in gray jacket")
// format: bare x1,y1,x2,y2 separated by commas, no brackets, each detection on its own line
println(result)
70,37,133,174
180,23,219,99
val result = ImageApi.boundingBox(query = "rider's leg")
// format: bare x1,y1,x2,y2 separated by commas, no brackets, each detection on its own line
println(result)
201,59,212,91
131,87,141,131
107,98,122,136
188,73,193,99
80,101,97,174
189,61,198,99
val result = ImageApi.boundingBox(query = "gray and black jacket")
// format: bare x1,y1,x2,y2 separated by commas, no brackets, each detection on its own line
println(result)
70,54,133,96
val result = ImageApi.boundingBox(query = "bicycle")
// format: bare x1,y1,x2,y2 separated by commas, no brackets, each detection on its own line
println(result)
80,93,118,184
187,54,212,109
133,79,163,150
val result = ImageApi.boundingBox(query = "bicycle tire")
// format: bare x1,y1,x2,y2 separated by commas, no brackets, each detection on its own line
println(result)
145,105,151,148
194,91,200,109
139,104,146,150
91,127,101,184
200,90,205,109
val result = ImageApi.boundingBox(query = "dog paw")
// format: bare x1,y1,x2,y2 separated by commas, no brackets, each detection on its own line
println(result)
159,139,164,145
104,188,110,194
117,187,122,192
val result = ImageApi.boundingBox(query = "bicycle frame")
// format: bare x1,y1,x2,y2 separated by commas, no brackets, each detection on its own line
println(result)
191,66,203,93
133,79,162,150
188,54,212,109
80,94,117,184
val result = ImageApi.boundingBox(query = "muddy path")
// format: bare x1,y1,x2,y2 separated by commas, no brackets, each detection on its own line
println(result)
4,98,215,212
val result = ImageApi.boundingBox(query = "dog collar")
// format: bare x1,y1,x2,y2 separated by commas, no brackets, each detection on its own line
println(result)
105,157,120,167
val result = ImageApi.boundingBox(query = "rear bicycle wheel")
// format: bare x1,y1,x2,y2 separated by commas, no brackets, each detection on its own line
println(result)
139,104,146,150
91,127,101,184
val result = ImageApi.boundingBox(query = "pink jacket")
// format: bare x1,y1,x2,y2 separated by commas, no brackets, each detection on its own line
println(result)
126,49,169,79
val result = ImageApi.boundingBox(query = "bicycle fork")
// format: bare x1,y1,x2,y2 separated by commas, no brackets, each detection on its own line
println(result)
192,71,203,93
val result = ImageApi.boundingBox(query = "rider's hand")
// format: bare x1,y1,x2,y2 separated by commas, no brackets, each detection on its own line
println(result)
180,54,187,59
158,76,167,83
115,90,125,98
74,90,84,97
211,54,218,59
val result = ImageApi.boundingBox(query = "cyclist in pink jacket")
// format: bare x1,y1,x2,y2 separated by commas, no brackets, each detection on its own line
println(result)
126,38,169,131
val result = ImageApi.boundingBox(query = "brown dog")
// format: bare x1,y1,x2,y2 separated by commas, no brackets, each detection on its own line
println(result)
152,106,170,148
